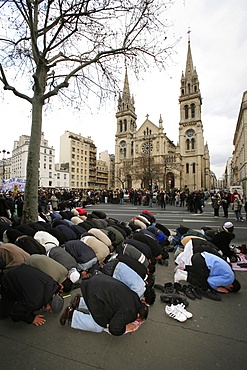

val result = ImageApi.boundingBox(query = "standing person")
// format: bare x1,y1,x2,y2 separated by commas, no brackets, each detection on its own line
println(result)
244,198,247,221
232,195,243,222
0,193,11,218
60,274,148,336
50,192,58,211
15,192,24,218
221,191,230,218
159,189,166,209
211,192,221,218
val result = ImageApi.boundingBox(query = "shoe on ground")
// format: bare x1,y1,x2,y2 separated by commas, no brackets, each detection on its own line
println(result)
164,282,174,293
200,289,222,301
165,304,187,322
60,306,74,326
188,285,202,299
154,284,165,293
175,303,193,319
70,293,81,309
182,285,196,300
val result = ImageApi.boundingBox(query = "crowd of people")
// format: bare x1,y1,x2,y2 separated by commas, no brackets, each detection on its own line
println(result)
0,189,242,330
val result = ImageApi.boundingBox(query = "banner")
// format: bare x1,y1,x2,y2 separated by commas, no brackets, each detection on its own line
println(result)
1,177,26,192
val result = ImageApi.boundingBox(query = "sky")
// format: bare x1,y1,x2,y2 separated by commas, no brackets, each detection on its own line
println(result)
1,0,247,180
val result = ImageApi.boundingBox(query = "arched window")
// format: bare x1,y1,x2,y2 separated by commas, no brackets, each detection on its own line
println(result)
194,86,197,92
123,148,126,158
181,89,184,95
188,83,191,94
186,163,189,174
191,138,195,149
185,105,189,119
124,119,127,131
191,103,195,118
120,120,123,132
186,139,190,150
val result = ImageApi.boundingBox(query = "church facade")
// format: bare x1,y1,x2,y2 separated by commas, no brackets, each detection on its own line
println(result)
114,41,211,192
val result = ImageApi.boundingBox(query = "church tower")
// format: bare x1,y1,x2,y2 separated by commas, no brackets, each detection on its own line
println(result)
179,38,208,190
115,68,137,188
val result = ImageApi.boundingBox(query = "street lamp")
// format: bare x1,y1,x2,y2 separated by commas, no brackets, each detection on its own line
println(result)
0,149,10,186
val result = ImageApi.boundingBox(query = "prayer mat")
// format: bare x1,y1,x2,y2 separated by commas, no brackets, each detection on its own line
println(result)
231,253,247,271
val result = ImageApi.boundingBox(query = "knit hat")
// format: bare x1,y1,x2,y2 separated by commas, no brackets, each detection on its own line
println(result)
50,295,64,313
223,222,234,229
69,268,80,283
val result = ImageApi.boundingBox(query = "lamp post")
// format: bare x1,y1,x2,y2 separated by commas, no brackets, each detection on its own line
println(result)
0,149,10,186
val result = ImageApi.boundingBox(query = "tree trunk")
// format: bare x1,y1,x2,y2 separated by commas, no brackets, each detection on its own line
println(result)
22,96,43,223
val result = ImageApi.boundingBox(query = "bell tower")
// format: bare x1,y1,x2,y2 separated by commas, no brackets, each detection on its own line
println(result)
115,68,137,188
179,36,206,190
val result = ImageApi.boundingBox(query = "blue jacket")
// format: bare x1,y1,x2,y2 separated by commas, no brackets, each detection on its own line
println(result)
203,252,234,290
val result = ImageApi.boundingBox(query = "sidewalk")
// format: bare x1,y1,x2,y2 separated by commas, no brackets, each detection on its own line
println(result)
0,254,246,370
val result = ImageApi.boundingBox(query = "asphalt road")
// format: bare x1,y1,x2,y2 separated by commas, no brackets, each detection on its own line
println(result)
0,202,246,370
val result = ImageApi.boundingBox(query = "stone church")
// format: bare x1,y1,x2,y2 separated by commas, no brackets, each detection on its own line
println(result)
114,40,211,192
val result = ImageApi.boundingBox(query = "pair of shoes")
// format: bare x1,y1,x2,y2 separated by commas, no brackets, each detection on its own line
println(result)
182,285,196,300
160,294,189,307
154,284,166,293
70,294,81,309
158,259,169,266
154,282,174,293
200,289,222,301
59,306,74,326
164,282,174,293
175,303,193,319
174,282,186,297
165,304,187,322
188,285,202,299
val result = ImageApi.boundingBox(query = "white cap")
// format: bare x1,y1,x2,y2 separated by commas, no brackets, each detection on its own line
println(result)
69,268,80,283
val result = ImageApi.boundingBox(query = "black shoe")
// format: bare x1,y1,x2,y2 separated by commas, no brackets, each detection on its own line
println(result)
60,306,74,326
154,284,165,293
164,282,174,293
200,289,222,301
188,285,202,299
70,294,81,309
182,285,196,300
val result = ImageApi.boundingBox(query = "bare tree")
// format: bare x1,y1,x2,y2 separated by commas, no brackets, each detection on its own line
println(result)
0,0,176,222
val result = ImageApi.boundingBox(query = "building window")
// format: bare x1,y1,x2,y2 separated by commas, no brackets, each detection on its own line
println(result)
64,174,66,179
49,150,52,155
186,163,189,174
49,172,52,178
191,103,195,118
186,139,190,150
44,163,46,169
191,138,195,150
192,163,195,173
185,105,189,119
49,164,52,170
44,156,46,162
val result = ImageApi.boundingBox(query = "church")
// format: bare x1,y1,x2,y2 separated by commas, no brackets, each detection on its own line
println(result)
114,40,211,192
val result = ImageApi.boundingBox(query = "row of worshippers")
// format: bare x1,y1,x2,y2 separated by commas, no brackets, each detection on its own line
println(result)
0,208,171,334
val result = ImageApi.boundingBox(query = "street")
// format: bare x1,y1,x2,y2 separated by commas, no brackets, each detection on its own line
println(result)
0,202,246,370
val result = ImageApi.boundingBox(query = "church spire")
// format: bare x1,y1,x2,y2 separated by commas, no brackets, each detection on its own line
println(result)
185,40,194,77
123,67,131,101
117,67,135,113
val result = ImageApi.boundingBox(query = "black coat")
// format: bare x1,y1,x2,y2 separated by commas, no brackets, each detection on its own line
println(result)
0,264,59,323
80,274,141,336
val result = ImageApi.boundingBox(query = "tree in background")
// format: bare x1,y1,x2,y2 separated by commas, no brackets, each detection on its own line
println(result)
0,0,176,222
